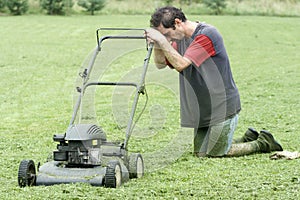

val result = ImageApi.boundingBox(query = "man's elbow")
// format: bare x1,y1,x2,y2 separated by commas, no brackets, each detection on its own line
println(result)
155,63,167,69
175,57,192,72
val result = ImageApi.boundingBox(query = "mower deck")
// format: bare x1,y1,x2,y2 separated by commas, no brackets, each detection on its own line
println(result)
36,161,129,186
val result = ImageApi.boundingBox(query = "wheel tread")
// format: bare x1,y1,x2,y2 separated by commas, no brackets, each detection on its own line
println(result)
105,160,121,188
18,160,36,187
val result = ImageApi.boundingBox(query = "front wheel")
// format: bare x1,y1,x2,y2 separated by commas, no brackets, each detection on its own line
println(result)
18,160,36,187
105,160,122,188
129,153,144,179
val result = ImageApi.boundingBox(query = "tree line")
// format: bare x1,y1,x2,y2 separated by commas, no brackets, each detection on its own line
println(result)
0,0,106,15
0,0,227,16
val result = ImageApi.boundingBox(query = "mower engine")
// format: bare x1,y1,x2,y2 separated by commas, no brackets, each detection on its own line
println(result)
53,124,107,167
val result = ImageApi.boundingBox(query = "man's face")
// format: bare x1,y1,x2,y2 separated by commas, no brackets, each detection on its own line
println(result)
156,21,185,42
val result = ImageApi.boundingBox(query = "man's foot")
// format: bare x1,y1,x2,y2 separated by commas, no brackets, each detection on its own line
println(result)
257,130,283,153
243,127,259,142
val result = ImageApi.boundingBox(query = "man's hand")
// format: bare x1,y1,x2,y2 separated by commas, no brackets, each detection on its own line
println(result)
145,28,192,72
145,28,169,45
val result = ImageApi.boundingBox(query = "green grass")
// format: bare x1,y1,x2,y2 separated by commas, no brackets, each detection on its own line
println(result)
0,15,299,199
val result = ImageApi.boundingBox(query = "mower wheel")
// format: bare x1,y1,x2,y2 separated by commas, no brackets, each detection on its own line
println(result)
105,160,122,188
129,153,144,179
18,160,36,187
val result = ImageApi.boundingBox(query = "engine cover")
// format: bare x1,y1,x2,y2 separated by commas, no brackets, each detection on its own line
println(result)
53,124,107,166
65,124,106,141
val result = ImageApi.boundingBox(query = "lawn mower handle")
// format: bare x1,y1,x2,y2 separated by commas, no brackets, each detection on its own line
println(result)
123,42,154,150
69,30,153,151
96,28,148,51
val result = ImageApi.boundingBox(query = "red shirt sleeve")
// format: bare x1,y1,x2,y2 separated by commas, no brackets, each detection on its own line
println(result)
184,34,216,67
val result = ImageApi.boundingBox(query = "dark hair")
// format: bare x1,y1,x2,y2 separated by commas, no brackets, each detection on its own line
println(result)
150,6,187,29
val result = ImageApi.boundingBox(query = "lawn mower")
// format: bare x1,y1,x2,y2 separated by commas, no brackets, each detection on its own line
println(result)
18,28,153,188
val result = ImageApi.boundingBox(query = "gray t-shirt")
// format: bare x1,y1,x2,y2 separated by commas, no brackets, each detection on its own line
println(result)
172,23,241,128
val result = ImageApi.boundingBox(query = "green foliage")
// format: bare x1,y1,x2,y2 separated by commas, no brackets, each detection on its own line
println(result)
162,0,197,6
179,0,193,5
202,0,227,15
0,0,6,10
2,0,298,16
77,0,106,15
163,0,174,5
6,0,29,15
39,0,73,15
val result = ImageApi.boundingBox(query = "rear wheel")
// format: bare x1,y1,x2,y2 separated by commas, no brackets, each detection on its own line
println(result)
18,160,36,187
105,160,122,188
129,153,144,179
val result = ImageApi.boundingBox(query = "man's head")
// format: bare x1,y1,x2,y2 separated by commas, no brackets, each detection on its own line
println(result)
150,6,187,41
150,6,187,30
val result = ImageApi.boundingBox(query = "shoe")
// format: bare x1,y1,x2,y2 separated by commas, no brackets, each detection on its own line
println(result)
243,127,259,142
257,130,283,153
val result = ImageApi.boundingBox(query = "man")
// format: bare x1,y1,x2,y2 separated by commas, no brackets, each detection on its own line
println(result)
146,6,283,157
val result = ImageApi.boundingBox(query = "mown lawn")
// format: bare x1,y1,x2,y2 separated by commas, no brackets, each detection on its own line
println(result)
0,15,299,199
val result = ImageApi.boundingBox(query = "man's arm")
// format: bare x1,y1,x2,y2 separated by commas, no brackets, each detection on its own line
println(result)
147,28,192,72
158,40,191,72
153,43,167,69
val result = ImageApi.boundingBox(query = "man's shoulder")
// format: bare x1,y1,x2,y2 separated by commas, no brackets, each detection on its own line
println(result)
193,23,222,44
196,23,218,36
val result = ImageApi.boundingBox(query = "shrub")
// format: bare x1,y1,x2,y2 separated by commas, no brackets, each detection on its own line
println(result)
6,0,29,15
40,0,70,15
77,0,106,15
0,0,6,11
202,0,226,15
163,0,174,5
